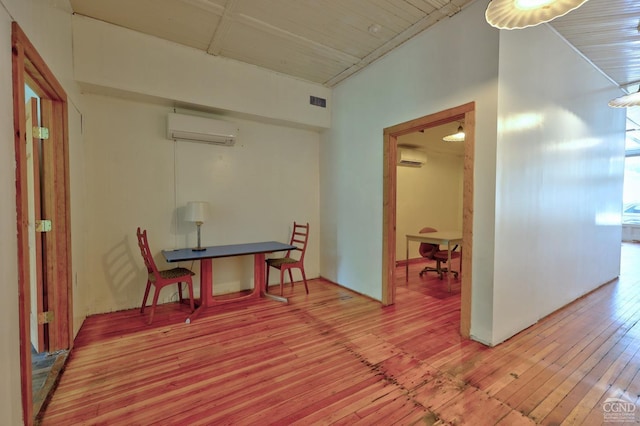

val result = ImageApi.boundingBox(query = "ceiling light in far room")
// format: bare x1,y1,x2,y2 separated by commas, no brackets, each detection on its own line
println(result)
443,124,465,142
368,23,381,34
485,0,590,30
609,87,640,108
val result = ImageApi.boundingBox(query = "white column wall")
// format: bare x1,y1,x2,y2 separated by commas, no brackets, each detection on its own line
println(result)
0,0,87,424
83,95,320,314
321,0,500,344
492,25,625,344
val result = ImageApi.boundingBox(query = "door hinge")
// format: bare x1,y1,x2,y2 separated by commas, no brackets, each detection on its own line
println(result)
38,311,54,324
32,126,49,140
35,220,52,232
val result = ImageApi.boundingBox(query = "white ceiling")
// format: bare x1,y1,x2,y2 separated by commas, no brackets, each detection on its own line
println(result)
69,0,640,145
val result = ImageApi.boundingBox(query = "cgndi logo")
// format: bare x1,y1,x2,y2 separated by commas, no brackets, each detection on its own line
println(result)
602,397,637,423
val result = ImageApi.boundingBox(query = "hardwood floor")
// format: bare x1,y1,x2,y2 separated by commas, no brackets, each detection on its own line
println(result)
41,244,640,425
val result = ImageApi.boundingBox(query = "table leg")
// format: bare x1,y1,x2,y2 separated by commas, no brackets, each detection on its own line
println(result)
255,253,266,295
200,258,213,306
405,237,409,283
446,242,452,292
186,258,213,323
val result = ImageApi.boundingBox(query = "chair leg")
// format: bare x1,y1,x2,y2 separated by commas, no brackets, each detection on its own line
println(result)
177,283,184,304
279,269,286,296
148,286,160,325
186,280,195,312
287,269,294,288
140,280,152,314
436,260,444,280
300,268,309,294
266,264,271,292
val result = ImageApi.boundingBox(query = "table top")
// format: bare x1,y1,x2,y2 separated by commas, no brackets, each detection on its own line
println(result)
163,240,295,262
406,231,462,244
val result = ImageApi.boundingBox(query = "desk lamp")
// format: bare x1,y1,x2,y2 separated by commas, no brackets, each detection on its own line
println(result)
185,201,210,251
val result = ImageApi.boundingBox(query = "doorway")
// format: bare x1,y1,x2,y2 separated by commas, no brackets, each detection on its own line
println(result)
382,102,475,337
12,22,73,424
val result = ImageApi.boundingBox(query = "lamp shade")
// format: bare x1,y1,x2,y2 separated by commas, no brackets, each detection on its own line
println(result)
485,0,590,30
185,201,210,223
608,88,640,108
443,125,465,142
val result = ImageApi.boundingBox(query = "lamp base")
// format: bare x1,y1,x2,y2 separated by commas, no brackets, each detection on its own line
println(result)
192,247,206,252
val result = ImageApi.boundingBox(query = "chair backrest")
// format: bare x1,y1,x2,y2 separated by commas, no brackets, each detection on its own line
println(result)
136,227,160,276
418,227,438,259
287,222,309,262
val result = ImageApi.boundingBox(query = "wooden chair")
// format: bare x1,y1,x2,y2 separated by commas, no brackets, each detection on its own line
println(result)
137,227,195,324
266,222,309,296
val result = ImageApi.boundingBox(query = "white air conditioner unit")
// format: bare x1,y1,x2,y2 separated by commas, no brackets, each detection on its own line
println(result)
397,148,427,167
167,113,238,146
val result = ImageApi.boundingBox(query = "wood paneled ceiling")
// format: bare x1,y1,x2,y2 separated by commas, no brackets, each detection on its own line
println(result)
69,0,473,87
69,0,640,90
548,0,640,138
69,0,640,129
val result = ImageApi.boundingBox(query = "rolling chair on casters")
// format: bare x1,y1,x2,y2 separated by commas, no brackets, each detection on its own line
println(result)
417,227,460,280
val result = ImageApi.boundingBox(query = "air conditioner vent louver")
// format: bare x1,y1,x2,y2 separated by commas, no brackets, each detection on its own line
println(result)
167,113,238,146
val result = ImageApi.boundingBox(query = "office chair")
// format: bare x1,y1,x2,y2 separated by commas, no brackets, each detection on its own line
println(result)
137,227,195,324
418,227,460,280
266,222,309,296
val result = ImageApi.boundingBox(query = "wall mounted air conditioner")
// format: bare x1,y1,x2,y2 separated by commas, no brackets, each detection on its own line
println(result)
397,148,427,167
167,113,238,146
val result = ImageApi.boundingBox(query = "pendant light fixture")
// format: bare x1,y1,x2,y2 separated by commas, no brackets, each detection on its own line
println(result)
443,124,465,142
485,0,590,30
608,87,640,108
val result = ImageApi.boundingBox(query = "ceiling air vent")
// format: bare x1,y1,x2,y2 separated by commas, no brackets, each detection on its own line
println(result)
310,96,326,108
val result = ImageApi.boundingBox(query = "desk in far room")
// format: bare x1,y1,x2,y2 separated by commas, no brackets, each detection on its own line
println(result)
405,231,462,291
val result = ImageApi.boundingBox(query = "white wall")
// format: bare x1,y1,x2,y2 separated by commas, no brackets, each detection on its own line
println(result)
321,0,624,346
72,15,331,131
69,8,328,314
0,6,21,424
492,25,625,344
0,0,86,424
83,94,320,314
321,0,500,335
396,152,464,261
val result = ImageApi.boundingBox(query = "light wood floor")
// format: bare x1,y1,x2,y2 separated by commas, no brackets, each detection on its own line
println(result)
41,244,640,425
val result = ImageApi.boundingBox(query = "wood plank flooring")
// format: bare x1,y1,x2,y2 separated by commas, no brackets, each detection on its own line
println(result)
40,243,640,425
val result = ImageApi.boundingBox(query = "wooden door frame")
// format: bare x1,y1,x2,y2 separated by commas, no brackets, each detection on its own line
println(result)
12,22,73,424
382,102,474,337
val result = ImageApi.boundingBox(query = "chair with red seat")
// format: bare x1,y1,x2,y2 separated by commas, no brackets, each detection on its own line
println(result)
137,227,195,324
266,222,309,296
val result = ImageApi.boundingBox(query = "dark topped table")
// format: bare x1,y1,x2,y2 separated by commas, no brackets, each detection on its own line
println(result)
163,241,295,322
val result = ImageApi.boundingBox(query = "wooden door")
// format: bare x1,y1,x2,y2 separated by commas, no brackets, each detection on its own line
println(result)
26,97,47,353
13,22,73,424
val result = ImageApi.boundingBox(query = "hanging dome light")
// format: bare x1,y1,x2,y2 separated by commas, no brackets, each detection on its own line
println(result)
485,0,590,30
443,125,465,142
609,87,640,108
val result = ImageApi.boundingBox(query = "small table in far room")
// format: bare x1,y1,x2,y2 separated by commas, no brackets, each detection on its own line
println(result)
162,241,295,323
405,231,462,292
